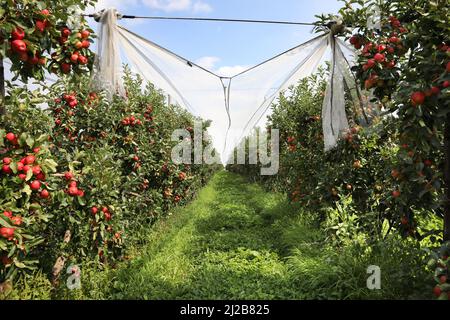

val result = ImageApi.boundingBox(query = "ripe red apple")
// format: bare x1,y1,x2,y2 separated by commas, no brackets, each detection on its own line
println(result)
179,172,187,180
61,28,71,38
81,40,90,48
16,162,24,171
41,9,50,15
5,132,15,141
431,86,441,96
81,30,90,39
74,41,83,49
377,44,386,52
33,147,41,154
11,27,25,40
443,81,450,88
36,172,45,181
349,36,359,45
18,173,27,180
78,55,88,65
11,39,27,53
25,155,36,165
30,180,41,190
11,216,22,226
389,36,400,44
439,275,448,284
61,63,71,74
2,164,12,174
0,227,15,240
69,181,77,188
29,54,40,65
446,61,450,73
69,99,78,108
411,91,425,106
40,189,50,199
35,20,47,33
23,165,31,173
64,172,73,181
392,190,401,198
386,61,396,69
70,54,79,63
102,207,109,214
365,79,374,89
374,53,385,63
433,286,442,297
91,207,98,215
3,211,12,218
68,186,79,196
32,166,41,176
366,59,376,68
3,157,12,165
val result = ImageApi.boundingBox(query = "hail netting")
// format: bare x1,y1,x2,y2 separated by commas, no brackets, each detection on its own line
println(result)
94,8,360,162
93,8,125,98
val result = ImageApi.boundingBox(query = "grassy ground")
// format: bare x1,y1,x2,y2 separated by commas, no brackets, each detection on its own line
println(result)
70,170,430,300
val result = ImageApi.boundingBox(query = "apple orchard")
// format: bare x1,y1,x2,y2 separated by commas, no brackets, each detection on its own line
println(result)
1,0,450,300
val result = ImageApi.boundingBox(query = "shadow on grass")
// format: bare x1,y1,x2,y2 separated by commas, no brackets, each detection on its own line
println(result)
93,171,430,300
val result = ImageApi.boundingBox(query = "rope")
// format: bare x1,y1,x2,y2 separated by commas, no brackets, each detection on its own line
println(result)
84,14,319,26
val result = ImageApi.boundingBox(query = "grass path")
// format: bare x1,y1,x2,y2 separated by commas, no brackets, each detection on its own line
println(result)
90,170,424,300
103,170,325,299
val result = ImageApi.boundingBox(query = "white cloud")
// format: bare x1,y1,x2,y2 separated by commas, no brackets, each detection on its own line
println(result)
142,0,212,13
195,56,220,70
195,56,249,77
142,0,189,12
216,65,249,77
193,1,213,13
90,0,138,12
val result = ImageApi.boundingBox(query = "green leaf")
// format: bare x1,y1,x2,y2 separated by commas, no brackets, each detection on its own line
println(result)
0,217,14,228
26,136,34,148
14,260,27,269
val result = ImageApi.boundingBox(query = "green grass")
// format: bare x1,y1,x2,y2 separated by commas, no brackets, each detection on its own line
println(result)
64,171,431,300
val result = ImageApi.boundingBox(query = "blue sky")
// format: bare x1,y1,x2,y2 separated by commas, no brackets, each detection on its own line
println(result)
89,0,343,75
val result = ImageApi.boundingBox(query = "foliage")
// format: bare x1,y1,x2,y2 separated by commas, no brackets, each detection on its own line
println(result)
67,171,431,300
334,0,450,243
0,0,96,81
0,70,220,294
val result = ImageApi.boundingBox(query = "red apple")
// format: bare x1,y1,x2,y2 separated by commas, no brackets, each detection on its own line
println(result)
11,39,27,53
411,91,425,106
11,27,25,40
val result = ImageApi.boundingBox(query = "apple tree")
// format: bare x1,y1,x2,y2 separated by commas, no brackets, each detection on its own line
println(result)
0,0,97,114
337,0,449,241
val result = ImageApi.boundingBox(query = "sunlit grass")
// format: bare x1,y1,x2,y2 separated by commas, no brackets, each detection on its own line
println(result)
70,170,431,300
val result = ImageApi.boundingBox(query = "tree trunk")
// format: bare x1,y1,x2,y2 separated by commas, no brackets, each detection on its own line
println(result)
444,113,450,242
0,56,5,116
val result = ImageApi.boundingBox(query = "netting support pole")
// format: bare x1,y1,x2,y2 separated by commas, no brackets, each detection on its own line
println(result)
444,113,450,242
0,55,5,116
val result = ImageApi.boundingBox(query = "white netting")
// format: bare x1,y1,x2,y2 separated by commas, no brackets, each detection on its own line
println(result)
322,33,349,151
93,8,126,98
0,8,356,162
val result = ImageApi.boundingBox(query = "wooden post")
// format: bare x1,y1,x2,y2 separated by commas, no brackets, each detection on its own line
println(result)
0,56,5,116
444,113,450,242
